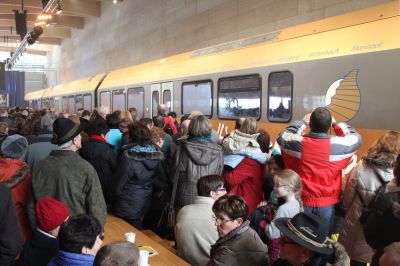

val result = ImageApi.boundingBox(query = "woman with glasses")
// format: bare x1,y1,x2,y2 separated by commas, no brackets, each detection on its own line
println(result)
207,194,270,266
339,131,400,266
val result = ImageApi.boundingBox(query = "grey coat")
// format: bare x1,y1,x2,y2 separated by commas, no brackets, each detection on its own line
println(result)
173,139,223,212
27,150,107,227
339,159,394,263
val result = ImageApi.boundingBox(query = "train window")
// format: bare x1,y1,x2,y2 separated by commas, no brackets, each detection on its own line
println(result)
75,95,83,112
112,89,126,112
163,90,172,113
68,96,75,114
152,91,159,117
218,74,261,119
83,94,92,111
100,91,111,110
62,97,68,113
128,87,144,119
268,71,293,122
49,98,55,109
54,97,60,113
182,80,212,116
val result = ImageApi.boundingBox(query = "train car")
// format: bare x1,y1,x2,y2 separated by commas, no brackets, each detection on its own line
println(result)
25,2,400,156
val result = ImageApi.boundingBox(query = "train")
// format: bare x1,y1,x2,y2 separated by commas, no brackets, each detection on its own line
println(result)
25,2,400,157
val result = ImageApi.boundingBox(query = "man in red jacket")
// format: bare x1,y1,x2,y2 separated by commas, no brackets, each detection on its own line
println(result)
277,107,361,233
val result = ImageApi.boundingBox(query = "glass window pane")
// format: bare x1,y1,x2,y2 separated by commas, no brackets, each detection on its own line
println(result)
68,96,75,114
182,81,212,116
268,71,293,122
76,95,83,112
62,97,68,113
49,98,54,109
128,87,144,120
83,94,92,111
163,90,172,113
152,91,159,117
218,75,261,119
100,91,111,110
54,97,60,113
112,90,126,112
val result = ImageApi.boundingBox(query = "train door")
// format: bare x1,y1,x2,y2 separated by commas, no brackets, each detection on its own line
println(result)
150,82,173,117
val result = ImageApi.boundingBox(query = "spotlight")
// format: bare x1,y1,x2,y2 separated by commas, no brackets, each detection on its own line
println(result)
113,0,123,4
27,26,43,45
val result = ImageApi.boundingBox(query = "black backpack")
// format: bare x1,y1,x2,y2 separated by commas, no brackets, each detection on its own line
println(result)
359,176,400,249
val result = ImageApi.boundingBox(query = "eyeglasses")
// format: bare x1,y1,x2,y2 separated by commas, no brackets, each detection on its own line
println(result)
280,237,298,246
216,187,227,192
212,215,233,224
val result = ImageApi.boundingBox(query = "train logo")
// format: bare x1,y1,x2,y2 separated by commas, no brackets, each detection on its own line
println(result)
325,69,361,122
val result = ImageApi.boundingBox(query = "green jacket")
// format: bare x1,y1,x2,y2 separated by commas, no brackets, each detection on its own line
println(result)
27,150,107,227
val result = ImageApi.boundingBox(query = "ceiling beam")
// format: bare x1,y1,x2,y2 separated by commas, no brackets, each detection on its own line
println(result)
0,0,100,17
0,24,71,38
5,35,62,45
0,14,84,29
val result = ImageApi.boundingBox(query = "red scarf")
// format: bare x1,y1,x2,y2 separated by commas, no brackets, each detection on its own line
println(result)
89,135,106,143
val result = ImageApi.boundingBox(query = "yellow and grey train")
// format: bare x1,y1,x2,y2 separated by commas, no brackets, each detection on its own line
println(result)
25,2,400,156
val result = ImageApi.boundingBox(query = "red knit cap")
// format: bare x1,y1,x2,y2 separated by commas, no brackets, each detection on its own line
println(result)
35,197,70,232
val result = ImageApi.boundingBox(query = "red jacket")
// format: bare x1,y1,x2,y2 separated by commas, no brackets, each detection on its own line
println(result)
0,158,32,240
224,157,265,214
277,120,361,208
163,116,177,135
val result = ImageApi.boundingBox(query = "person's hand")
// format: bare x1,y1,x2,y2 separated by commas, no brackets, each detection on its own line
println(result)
257,201,268,208
303,113,312,125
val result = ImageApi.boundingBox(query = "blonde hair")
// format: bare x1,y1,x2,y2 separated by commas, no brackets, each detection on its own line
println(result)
119,111,133,124
275,169,303,211
239,117,258,135
363,130,400,166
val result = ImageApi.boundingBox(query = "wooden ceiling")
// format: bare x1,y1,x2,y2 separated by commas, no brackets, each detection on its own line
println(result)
0,0,101,57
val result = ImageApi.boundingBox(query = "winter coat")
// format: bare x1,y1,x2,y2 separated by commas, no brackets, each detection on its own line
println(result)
47,250,95,266
0,184,23,266
27,133,57,167
18,228,58,266
173,139,223,212
0,158,32,240
277,120,361,207
110,144,164,228
339,159,394,263
79,137,118,205
175,196,218,266
225,158,266,215
207,220,270,266
27,150,107,228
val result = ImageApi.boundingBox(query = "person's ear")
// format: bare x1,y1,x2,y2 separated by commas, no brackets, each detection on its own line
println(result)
236,217,244,226
210,190,217,199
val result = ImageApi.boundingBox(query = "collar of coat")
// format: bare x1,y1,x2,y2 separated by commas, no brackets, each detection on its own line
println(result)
213,220,250,247
124,144,164,161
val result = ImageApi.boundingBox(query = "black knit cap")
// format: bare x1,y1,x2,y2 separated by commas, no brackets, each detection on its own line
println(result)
51,118,81,145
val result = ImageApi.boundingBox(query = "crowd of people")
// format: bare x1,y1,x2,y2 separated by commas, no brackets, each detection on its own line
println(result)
0,105,399,266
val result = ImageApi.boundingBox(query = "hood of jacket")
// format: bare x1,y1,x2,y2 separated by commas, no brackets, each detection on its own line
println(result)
79,139,114,159
222,129,261,154
0,158,30,189
49,250,94,266
364,158,394,183
182,139,222,165
124,143,164,170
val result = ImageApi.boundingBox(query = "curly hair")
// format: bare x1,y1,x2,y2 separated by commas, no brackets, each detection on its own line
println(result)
363,131,400,166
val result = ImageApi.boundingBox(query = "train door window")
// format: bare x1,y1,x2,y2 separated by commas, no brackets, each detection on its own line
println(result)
151,84,161,117
75,95,84,112
62,97,68,113
112,89,126,112
100,91,111,110
42,98,49,109
54,97,60,113
218,74,261,119
83,94,92,111
127,87,144,119
68,96,75,114
182,80,212,116
268,71,293,122
161,82,173,113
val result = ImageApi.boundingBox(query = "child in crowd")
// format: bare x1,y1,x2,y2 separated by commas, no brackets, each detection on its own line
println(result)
262,169,302,262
